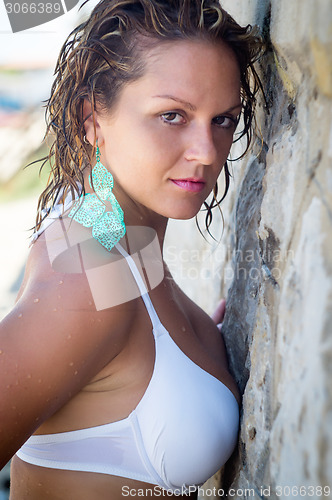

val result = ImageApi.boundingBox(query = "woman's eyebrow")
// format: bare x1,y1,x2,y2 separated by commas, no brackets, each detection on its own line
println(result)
152,95,242,114
224,103,243,113
152,95,197,111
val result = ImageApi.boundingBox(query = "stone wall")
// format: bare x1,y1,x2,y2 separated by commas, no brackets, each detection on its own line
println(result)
165,0,332,498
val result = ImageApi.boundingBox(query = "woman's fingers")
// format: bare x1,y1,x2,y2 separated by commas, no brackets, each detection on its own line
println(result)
211,298,226,325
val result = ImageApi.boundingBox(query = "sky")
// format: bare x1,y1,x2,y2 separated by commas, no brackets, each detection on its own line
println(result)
0,0,100,67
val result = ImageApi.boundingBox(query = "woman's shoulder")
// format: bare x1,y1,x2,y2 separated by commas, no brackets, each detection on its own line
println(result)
16,218,136,343
0,221,137,466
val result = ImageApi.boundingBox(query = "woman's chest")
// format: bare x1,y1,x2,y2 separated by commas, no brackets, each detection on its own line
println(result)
35,278,237,434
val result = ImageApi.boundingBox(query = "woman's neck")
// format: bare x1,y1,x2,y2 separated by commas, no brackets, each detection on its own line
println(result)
82,167,168,252
114,186,169,252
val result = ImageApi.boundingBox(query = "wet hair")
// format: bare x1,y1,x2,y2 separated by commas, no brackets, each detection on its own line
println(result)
35,0,263,234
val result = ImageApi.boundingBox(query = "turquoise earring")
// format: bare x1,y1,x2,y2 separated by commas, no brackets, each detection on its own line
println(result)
68,141,126,251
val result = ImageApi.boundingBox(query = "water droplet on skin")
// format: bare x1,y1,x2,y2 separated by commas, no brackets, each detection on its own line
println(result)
182,326,186,332
34,298,40,303
69,362,74,367
53,308,57,312
0,350,3,355
27,374,32,379
59,280,63,285
74,370,78,376
18,313,23,318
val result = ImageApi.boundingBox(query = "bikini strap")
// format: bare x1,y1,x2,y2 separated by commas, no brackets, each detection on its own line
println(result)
115,242,162,333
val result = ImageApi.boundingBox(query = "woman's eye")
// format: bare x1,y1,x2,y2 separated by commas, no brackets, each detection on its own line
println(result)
160,112,185,125
213,115,237,129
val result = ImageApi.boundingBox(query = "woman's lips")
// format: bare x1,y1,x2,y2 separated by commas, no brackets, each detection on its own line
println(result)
170,178,206,193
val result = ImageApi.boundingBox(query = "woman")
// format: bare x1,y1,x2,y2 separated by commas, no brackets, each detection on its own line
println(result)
1,1,262,498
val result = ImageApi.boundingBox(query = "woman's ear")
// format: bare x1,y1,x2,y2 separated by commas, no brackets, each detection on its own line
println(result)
82,98,103,146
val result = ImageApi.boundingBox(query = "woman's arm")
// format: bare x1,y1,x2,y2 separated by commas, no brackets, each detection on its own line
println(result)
0,234,130,468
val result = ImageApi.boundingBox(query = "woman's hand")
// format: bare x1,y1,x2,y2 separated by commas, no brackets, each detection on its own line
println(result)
211,298,226,329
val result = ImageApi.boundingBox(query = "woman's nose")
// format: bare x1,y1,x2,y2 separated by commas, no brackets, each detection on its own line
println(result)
184,124,218,166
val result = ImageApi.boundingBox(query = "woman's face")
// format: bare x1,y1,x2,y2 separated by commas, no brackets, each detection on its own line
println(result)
91,39,241,221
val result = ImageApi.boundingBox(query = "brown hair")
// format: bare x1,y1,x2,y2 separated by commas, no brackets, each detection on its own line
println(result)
35,0,263,234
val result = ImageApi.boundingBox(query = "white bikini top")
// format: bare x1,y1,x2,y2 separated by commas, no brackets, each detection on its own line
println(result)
16,210,239,494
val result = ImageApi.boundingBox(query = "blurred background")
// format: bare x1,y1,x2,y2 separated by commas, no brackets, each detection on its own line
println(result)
0,1,99,497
